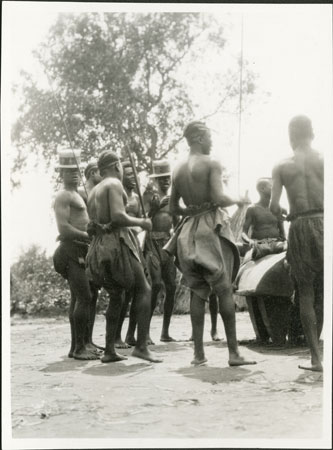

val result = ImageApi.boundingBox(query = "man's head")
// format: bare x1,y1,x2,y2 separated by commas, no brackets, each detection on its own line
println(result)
183,121,212,155
256,177,272,198
84,160,102,185
58,149,82,188
288,115,314,150
98,150,122,180
150,160,171,194
122,160,135,190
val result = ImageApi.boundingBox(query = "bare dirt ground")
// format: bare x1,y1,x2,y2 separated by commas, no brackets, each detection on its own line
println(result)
11,312,323,440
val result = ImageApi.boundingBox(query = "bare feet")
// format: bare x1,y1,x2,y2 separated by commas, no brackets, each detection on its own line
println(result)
115,338,131,349
68,349,74,358
228,354,257,367
132,347,163,363
211,331,222,342
187,335,194,342
101,352,128,363
125,335,136,346
191,357,208,366
298,363,323,372
73,349,100,360
146,336,155,345
86,343,104,354
160,335,177,342
91,342,105,351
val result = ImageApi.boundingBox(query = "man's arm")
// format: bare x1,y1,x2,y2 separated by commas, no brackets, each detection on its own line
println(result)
210,160,244,207
109,180,151,231
269,164,283,217
54,192,89,241
241,207,254,243
169,176,187,217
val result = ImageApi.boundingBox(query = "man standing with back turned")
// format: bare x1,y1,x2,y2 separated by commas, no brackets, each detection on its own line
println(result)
168,121,256,366
270,115,324,372
86,150,162,363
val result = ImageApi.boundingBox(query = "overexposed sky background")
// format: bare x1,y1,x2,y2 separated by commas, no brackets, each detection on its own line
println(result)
3,2,332,262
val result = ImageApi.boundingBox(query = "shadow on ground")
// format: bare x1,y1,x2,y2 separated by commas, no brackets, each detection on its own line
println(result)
41,356,92,373
83,362,154,377
174,365,261,384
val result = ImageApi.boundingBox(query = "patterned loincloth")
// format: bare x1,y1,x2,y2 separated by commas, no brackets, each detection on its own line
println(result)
53,239,89,280
287,212,323,284
165,207,239,300
85,221,141,291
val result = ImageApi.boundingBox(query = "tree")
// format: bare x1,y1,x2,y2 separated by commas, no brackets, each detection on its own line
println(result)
12,12,257,179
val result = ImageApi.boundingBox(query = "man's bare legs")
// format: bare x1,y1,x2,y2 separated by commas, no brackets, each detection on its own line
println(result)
216,283,256,366
314,273,324,340
85,284,104,353
209,294,221,341
146,277,162,345
67,261,99,360
115,291,132,349
297,280,323,372
160,264,177,342
131,258,163,363
190,292,207,365
68,286,76,358
102,285,128,363
125,296,137,346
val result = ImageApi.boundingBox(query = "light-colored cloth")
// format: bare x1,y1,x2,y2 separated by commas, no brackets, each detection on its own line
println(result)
166,207,239,300
235,251,294,297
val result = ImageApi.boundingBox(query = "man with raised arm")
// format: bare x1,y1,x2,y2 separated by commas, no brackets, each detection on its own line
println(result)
86,150,162,363
270,115,324,372
53,150,99,360
168,121,256,366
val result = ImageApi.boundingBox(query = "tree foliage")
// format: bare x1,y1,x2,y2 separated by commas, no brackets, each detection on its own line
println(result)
12,12,257,177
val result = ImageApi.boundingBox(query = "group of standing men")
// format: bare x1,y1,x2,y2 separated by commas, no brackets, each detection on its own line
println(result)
53,115,324,372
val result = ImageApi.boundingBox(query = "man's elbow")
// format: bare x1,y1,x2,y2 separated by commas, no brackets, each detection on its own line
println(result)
111,212,128,226
269,203,280,216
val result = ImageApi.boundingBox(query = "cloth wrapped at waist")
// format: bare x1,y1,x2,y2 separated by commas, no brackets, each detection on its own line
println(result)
53,237,89,280
287,209,323,222
287,211,323,283
251,238,286,261
86,221,141,290
164,206,239,300
144,230,173,271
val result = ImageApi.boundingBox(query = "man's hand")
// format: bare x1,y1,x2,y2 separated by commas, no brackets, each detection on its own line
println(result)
150,193,161,210
140,218,153,232
159,195,170,209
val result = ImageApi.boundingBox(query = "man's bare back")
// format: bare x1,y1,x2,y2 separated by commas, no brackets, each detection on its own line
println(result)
272,149,323,217
172,155,229,209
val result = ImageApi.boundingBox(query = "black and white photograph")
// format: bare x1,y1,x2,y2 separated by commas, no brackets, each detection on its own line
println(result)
2,2,332,449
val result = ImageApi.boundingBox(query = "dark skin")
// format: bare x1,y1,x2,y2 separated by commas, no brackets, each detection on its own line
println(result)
242,179,286,244
270,132,324,372
78,166,104,353
170,129,256,366
115,165,141,349
147,175,178,343
54,168,99,361
87,161,162,363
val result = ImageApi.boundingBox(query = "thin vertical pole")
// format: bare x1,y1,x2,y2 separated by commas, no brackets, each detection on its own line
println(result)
237,15,244,195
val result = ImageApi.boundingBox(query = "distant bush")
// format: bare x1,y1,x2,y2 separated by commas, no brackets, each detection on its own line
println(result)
10,245,109,316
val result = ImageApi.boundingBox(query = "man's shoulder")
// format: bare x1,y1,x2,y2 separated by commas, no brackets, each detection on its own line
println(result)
55,189,75,203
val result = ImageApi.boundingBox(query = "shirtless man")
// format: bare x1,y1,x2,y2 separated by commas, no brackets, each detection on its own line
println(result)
242,178,286,244
115,160,142,348
77,160,104,353
53,150,99,360
144,160,178,343
270,115,323,372
78,160,102,203
169,121,256,366
86,150,162,363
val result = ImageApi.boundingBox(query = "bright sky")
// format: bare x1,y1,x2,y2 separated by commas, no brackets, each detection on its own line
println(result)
2,2,332,262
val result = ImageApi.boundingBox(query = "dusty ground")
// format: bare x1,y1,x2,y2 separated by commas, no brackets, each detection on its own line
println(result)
11,312,323,440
